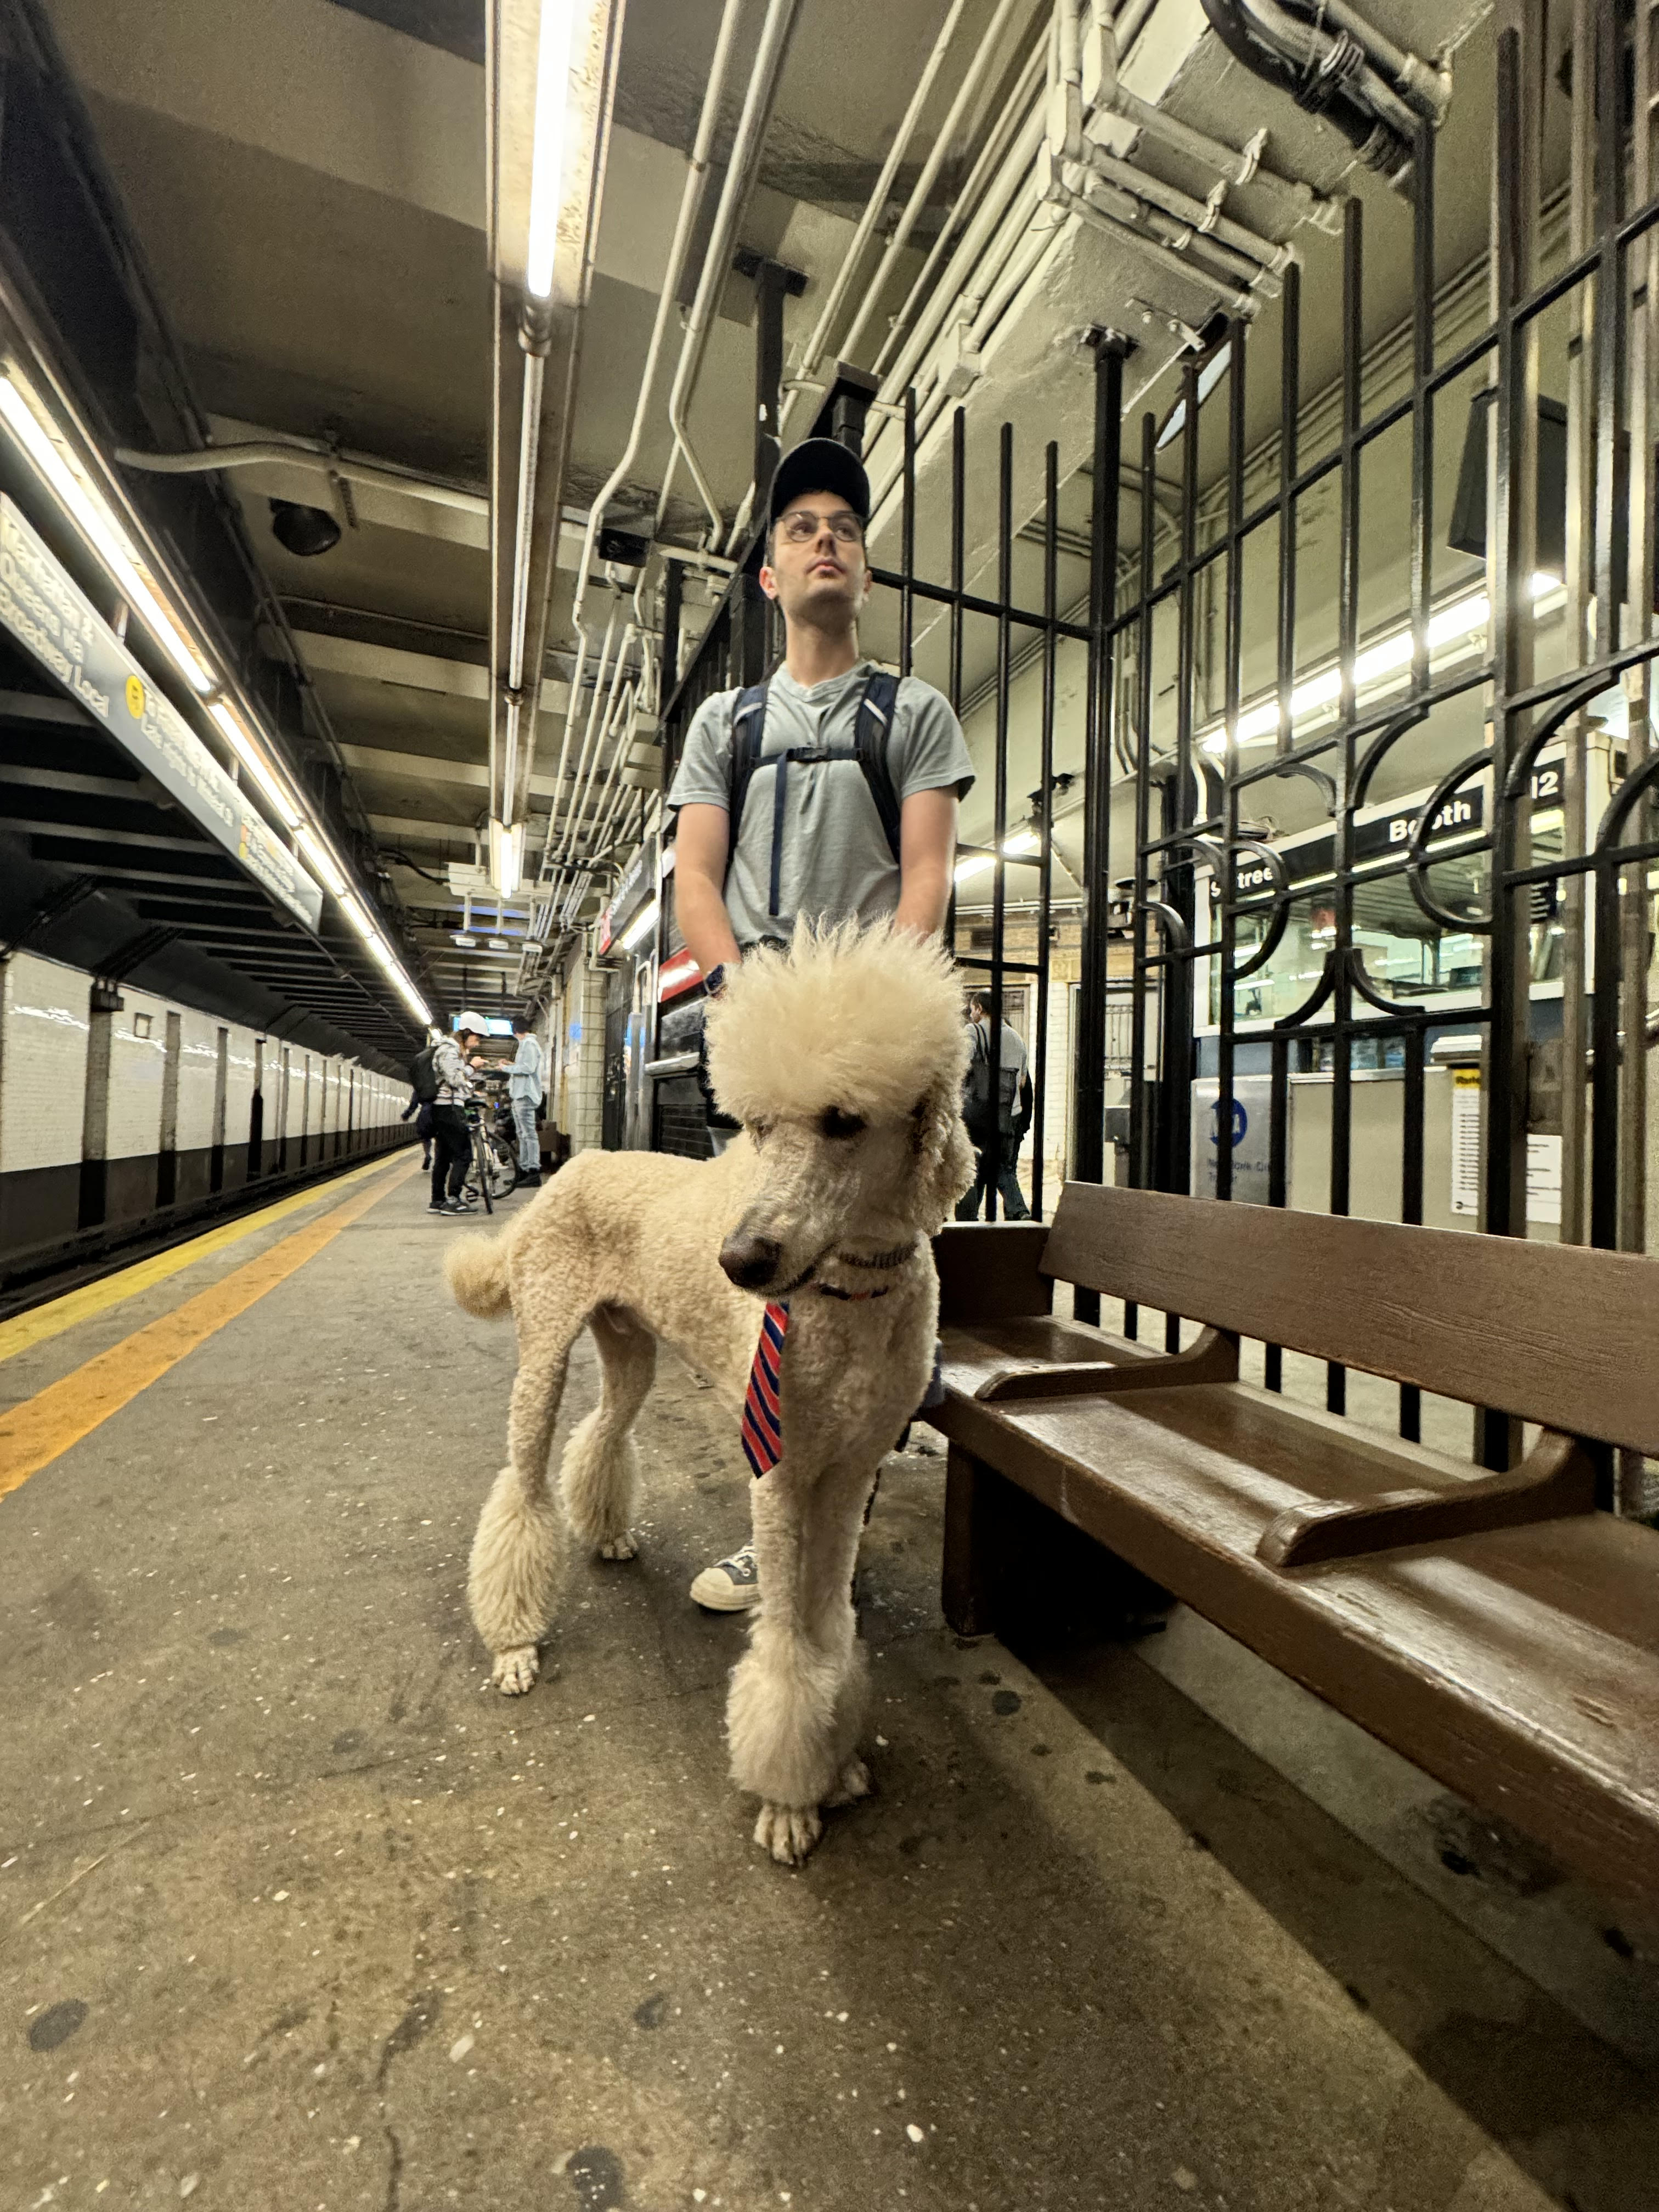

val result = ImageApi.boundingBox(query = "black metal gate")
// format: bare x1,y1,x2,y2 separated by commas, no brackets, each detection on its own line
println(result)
1104,4,1658,1503
646,5,1656,1506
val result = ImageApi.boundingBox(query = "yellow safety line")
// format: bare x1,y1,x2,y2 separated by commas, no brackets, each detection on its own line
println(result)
0,1158,420,1498
0,1148,415,1367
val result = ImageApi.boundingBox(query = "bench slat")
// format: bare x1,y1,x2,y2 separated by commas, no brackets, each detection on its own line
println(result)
939,1383,1659,1896
1040,1183,1659,1454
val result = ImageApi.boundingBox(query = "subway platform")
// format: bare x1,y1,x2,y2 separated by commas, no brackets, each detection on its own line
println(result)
2,1152,1655,2212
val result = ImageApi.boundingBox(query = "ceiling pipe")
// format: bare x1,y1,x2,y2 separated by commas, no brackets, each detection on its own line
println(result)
1195,0,1437,189
565,0,746,650
654,0,807,548
115,437,488,516
833,0,1035,381
718,0,976,558
775,0,973,445
870,45,1048,385
539,0,746,878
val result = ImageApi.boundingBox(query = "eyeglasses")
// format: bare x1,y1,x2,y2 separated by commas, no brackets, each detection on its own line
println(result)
778,507,864,545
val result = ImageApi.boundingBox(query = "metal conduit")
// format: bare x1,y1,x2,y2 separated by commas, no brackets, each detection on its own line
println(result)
115,438,488,516
870,50,1049,384
656,0,806,546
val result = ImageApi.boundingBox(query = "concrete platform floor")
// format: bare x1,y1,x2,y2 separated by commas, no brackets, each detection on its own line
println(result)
1,1155,1654,2212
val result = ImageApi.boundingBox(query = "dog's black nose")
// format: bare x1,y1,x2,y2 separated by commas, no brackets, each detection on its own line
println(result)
720,1232,782,1290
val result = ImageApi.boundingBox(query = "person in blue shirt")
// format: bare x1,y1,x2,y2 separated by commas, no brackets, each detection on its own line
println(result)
507,1014,546,1189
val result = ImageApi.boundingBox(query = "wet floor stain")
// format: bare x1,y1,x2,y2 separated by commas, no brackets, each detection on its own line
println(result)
631,1992,668,2029
375,1988,442,2089
28,1999,87,2051
991,1689,1022,1716
568,2145,625,2208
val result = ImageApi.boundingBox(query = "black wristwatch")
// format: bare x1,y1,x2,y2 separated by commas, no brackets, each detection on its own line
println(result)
703,964,727,998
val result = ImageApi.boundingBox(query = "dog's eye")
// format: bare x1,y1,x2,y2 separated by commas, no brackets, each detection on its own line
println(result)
749,1119,772,1146
821,1107,866,1139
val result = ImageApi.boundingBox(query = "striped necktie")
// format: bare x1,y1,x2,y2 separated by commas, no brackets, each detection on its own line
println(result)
741,1300,789,1477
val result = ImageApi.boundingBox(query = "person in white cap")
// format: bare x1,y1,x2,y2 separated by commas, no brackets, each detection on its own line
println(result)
428,1012,488,1215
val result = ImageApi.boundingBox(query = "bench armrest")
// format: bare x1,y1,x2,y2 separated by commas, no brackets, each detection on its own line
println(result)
932,1222,1053,1327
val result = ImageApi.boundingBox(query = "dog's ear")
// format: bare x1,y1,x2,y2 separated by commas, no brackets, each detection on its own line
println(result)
910,1081,977,1229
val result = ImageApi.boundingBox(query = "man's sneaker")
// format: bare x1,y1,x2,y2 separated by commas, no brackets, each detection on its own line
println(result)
690,1542,761,1612
427,1199,453,1214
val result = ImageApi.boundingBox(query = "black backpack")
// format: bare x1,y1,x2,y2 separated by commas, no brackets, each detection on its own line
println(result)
409,1045,439,1104
726,669,902,918
963,1020,1022,1140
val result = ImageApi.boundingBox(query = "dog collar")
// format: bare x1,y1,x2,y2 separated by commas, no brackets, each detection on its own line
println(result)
833,1239,917,1271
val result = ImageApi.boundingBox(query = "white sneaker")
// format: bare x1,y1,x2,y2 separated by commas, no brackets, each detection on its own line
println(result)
690,1542,761,1612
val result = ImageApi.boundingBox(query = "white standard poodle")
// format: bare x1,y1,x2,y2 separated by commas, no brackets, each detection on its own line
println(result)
445,921,974,1864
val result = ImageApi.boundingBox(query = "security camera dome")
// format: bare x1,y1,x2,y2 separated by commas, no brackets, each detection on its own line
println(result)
269,498,341,556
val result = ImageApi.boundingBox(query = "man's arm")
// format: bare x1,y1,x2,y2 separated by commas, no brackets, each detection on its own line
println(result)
894,787,957,940
673,804,744,979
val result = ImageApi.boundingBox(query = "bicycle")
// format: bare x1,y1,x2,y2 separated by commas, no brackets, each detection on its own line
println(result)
462,1098,517,1214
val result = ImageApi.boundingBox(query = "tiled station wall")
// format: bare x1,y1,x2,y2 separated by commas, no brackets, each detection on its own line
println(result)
0,950,412,1272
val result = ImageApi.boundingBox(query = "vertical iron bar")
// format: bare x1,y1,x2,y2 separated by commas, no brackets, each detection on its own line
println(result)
1129,411,1157,1199
1277,261,1300,753
1482,18,1540,1469
1215,318,1247,1205
1400,1022,1426,1440
1074,334,1128,1324
1163,354,1200,1352
946,406,967,956
1593,0,1627,671
1034,437,1058,1222
1327,196,1364,1418
1561,0,1593,1248
1410,120,1436,696
900,386,917,678
1592,851,1622,1248
1622,0,1654,1276
1076,336,1128,1194
987,420,1013,1223
1264,1030,1288,1392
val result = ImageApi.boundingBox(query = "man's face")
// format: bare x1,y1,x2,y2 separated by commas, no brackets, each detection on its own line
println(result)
759,489,871,624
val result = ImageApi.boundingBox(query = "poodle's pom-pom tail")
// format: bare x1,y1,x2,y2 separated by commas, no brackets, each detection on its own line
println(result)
445,1229,515,1319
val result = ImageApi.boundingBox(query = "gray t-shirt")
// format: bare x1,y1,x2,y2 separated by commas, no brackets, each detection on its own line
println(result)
667,660,974,947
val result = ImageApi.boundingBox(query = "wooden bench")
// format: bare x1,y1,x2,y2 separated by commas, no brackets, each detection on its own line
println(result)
930,1185,1659,1900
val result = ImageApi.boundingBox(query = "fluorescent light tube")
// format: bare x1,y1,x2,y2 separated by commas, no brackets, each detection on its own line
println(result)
0,368,215,696
1200,573,1567,757
296,825,348,895
207,699,303,828
620,896,659,951
525,0,580,300
488,816,527,894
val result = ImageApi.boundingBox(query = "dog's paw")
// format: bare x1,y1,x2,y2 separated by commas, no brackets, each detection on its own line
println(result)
825,1755,872,1807
754,1801,822,1866
492,1644,541,1695
597,1532,637,1561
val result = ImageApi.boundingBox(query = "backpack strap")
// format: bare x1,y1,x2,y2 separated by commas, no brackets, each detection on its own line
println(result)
854,670,903,862
726,684,770,879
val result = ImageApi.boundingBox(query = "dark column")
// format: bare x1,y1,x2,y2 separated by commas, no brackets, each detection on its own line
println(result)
736,250,806,522
77,986,117,1229
156,1009,181,1206
1072,331,1132,1322
209,1026,228,1192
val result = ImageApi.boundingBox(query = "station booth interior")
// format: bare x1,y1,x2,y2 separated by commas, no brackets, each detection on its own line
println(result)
2,3,1658,2209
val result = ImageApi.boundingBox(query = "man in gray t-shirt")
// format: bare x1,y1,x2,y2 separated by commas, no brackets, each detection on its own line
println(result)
668,434,972,1613
668,437,973,980
669,662,973,950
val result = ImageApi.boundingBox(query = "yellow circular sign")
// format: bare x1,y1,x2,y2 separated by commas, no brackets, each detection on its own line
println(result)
125,675,146,718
